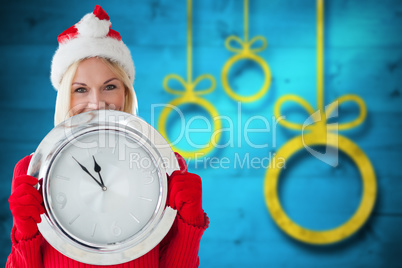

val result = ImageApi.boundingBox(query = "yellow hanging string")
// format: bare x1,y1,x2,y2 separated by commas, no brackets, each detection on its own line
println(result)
158,0,222,159
162,0,216,98
264,0,376,245
244,0,249,42
274,0,366,133
317,0,325,119
187,0,192,84
221,0,271,102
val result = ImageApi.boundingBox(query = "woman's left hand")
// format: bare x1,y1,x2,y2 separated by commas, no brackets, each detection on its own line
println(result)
167,153,205,227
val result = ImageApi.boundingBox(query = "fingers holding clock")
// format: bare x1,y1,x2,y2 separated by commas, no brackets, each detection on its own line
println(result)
11,175,43,206
12,174,39,189
168,153,205,226
168,172,202,209
9,175,45,240
10,185,43,206
9,176,45,219
9,199,44,224
167,171,205,227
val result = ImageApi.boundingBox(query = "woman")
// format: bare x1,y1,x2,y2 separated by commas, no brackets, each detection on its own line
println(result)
6,5,208,268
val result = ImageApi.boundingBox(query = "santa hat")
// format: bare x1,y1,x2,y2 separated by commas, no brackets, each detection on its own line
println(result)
51,5,134,91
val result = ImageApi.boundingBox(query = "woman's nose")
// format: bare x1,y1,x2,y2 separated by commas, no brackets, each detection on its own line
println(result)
88,90,106,109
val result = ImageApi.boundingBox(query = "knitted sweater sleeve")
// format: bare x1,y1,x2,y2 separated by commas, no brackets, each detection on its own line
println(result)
6,155,45,268
159,213,209,268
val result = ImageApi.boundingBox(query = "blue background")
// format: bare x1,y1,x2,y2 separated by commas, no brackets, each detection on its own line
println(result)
1,0,401,267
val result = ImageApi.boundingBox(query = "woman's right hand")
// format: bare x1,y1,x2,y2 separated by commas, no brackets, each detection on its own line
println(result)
8,175,45,241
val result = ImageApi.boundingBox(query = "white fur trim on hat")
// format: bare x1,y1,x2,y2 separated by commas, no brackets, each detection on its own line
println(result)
51,37,134,90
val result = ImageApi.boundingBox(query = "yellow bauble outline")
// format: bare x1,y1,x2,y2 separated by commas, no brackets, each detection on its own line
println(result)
264,132,376,244
158,97,222,159
221,53,271,103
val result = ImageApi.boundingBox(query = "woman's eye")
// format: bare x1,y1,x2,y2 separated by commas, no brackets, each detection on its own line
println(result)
105,85,116,91
74,87,87,93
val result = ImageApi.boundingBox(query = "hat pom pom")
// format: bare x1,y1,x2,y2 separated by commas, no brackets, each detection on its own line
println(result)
76,13,111,38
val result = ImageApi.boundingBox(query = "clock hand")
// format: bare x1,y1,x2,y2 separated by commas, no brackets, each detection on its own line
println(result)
72,156,106,191
92,156,106,187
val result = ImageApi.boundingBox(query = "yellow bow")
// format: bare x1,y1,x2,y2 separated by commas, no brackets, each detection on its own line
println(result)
274,94,367,132
163,74,216,100
225,35,267,54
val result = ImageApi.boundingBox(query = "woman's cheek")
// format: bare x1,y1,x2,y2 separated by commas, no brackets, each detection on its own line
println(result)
69,102,88,116
108,92,125,111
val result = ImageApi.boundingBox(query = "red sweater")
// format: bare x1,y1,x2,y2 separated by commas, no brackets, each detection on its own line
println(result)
6,155,209,268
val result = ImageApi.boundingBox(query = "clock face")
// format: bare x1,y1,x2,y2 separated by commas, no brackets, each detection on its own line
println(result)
47,130,161,246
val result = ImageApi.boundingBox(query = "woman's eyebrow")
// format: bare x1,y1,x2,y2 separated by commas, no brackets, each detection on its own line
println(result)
72,82,87,86
104,78,118,84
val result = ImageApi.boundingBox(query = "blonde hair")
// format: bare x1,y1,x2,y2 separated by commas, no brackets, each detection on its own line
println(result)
54,57,138,125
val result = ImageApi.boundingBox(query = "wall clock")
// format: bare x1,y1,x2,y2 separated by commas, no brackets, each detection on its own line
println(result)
28,110,179,265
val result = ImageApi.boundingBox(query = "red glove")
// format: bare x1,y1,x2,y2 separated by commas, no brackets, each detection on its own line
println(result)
9,175,45,241
167,153,205,227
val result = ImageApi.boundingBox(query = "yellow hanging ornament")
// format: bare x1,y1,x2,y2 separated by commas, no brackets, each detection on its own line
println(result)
158,0,222,159
221,0,271,102
264,0,377,245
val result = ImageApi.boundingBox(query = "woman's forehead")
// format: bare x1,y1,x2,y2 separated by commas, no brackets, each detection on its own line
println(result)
73,58,117,82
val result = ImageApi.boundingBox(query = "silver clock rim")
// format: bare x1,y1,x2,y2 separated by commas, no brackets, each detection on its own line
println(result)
27,110,179,265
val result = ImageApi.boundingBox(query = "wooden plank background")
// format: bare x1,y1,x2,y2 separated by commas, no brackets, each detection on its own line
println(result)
0,0,401,267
